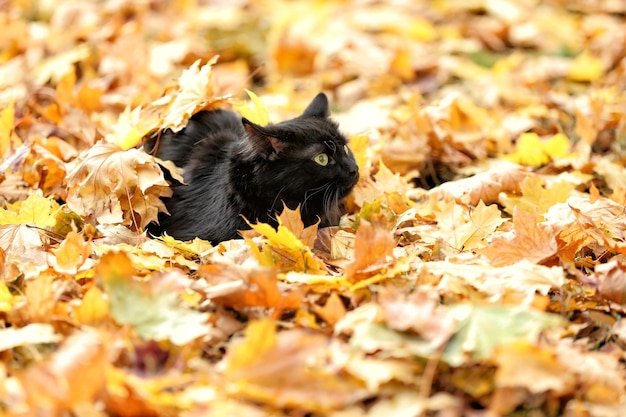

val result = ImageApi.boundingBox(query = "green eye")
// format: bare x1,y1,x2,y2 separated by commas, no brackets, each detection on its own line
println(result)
313,153,329,166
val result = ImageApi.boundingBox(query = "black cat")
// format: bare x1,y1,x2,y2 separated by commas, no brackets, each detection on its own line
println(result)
145,93,359,243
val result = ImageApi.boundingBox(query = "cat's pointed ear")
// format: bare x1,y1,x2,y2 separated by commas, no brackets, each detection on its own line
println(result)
242,118,286,155
302,93,330,118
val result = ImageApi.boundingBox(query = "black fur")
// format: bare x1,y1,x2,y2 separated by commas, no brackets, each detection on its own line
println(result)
145,93,359,242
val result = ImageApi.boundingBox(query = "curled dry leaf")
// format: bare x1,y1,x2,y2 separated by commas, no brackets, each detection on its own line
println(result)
430,161,529,205
65,141,173,231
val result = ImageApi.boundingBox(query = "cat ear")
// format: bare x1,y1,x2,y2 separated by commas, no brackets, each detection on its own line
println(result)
302,93,330,118
242,118,286,155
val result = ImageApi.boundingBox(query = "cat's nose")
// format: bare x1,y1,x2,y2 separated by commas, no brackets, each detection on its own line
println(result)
348,164,359,180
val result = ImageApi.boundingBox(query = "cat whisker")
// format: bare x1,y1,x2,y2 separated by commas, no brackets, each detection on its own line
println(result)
302,182,332,214
269,185,287,219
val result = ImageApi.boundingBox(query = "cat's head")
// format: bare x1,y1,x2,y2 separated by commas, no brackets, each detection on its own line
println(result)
236,93,359,225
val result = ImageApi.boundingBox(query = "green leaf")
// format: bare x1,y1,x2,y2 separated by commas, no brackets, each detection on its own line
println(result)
99,252,210,345
443,305,565,366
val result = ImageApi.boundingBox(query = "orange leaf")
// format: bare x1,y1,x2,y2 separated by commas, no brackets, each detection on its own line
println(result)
52,230,92,275
481,208,558,267
16,330,108,412
345,216,395,283
313,293,347,327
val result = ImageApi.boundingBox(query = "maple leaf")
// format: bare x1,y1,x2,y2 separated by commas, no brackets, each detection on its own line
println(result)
491,343,575,414
422,260,566,300
0,224,48,280
500,175,574,215
65,141,172,231
246,205,326,274
567,50,605,82
352,160,413,211
0,193,60,228
70,286,110,327
105,106,156,151
0,323,62,352
481,208,559,267
434,200,505,251
160,56,223,132
0,100,17,156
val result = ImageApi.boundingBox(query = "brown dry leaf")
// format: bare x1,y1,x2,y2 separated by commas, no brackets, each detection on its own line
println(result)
481,208,559,267
276,204,319,247
345,216,395,283
65,141,172,231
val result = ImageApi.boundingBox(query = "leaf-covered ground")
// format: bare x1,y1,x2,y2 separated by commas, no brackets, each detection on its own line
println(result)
2,0,626,416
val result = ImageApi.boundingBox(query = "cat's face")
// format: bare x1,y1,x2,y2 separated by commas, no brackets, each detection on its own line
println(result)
239,93,359,224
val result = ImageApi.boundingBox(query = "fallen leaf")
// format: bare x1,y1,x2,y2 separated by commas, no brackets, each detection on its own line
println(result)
233,88,270,126
345,217,395,283
65,141,172,230
97,251,211,345
481,208,559,267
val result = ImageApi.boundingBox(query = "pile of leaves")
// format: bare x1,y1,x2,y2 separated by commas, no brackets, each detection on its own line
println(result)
2,0,626,415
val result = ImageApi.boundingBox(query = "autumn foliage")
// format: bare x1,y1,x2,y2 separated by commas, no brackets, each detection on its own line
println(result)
2,0,626,416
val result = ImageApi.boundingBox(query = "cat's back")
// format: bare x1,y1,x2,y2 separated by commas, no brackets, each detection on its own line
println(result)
147,109,243,170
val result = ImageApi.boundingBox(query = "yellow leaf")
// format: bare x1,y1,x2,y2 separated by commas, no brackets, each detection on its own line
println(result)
0,101,14,156
233,88,270,126
567,50,605,82
504,133,573,167
501,175,574,215
495,343,573,394
246,209,326,274
0,281,13,312
0,194,60,228
157,233,213,256
505,133,548,167
226,319,277,375
105,106,152,150
71,286,110,326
